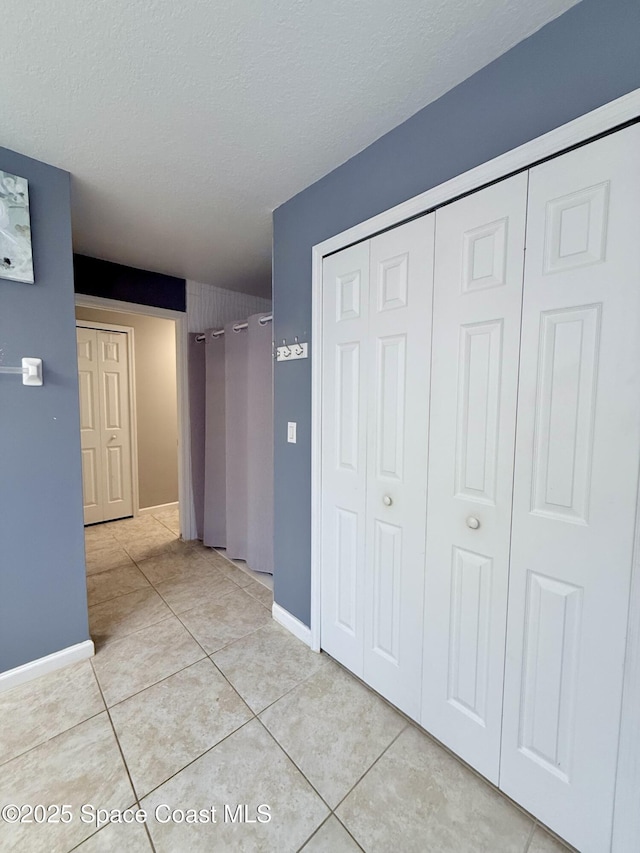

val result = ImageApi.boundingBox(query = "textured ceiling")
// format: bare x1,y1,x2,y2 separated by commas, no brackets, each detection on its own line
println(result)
0,0,578,296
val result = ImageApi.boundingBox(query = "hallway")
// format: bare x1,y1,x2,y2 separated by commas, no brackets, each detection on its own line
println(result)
0,517,571,852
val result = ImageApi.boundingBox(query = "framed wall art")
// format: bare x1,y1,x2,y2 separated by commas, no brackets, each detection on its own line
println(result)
0,171,34,283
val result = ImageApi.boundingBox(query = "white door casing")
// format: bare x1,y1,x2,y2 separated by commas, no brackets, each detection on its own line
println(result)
77,326,134,524
500,124,640,853
421,173,528,782
364,217,434,718
320,241,370,677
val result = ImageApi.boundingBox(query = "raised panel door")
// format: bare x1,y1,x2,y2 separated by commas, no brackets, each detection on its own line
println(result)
421,173,528,781
500,124,640,853
321,242,370,676
97,331,133,521
364,216,434,718
77,327,104,525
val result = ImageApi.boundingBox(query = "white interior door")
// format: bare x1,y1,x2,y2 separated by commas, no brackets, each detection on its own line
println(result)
363,216,434,718
77,326,134,525
77,326,103,525
421,173,527,781
320,242,370,677
500,124,640,853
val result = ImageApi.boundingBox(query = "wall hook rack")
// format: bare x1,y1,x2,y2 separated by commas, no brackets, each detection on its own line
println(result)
276,336,308,362
0,357,43,386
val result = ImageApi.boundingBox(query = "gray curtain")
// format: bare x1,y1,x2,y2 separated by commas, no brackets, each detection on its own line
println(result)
200,314,274,573
247,314,274,573
187,334,206,539
224,321,249,559
203,332,227,547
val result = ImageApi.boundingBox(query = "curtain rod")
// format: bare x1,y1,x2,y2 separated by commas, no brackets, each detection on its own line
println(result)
195,313,272,342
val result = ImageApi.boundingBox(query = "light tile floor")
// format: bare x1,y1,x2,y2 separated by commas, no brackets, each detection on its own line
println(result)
0,510,575,852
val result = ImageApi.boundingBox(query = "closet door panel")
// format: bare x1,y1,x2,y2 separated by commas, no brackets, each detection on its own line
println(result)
321,242,370,676
501,124,640,853
364,215,434,719
422,173,528,781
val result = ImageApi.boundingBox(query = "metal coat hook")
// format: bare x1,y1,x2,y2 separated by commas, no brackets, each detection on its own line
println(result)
276,337,308,362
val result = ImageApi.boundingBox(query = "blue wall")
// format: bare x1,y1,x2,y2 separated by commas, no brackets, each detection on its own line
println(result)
0,148,89,671
272,0,640,626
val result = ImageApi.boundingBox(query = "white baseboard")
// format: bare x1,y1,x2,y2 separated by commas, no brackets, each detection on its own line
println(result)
0,639,95,693
138,501,179,516
272,603,314,649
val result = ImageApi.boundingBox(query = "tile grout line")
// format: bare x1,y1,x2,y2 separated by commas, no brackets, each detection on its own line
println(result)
254,715,336,813
88,658,158,853
92,612,188,656
247,653,331,718
86,572,152,609
329,722,410,816
248,662,410,820
207,622,274,660
92,615,211,711
146,565,272,629
150,576,252,617
294,814,335,853
134,716,259,804
89,658,142,802
104,655,210,712
293,812,365,853
211,546,273,591
0,708,107,771
331,813,366,852
152,513,181,537
523,820,538,853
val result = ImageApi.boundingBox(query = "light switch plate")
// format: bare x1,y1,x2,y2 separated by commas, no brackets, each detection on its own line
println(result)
287,422,297,443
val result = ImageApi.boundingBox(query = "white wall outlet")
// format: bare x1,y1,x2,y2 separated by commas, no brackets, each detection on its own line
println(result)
287,422,297,443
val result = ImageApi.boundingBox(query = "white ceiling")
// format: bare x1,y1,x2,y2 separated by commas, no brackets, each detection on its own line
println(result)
0,0,578,297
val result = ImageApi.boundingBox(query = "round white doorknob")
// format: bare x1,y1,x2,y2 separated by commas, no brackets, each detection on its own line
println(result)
466,516,480,529
383,495,393,507
111,434,117,440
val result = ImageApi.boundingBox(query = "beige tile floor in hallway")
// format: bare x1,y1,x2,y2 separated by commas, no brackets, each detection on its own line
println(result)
0,508,574,853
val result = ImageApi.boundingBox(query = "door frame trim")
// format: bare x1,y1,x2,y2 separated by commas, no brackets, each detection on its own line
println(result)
76,319,140,522
309,87,640,852
75,295,195,541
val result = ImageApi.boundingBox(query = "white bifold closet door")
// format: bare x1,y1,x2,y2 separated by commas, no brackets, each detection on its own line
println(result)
421,172,527,783
321,216,434,718
500,124,640,853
